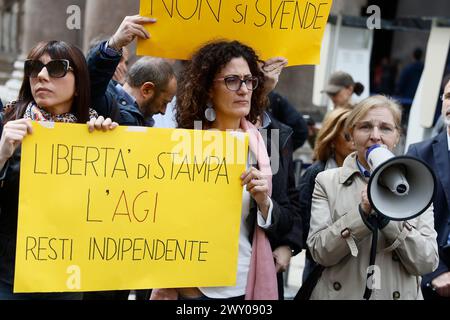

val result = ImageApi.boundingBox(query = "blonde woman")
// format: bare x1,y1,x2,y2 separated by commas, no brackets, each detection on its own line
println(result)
307,95,438,299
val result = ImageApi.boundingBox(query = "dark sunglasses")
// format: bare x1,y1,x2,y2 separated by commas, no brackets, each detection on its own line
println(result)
24,59,73,78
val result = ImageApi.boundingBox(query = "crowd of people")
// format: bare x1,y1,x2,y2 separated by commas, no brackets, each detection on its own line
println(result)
0,14,449,301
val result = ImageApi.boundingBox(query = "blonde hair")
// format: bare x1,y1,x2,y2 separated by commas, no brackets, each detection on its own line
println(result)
313,108,352,162
345,95,402,135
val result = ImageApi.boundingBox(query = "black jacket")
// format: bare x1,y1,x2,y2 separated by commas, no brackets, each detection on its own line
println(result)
247,115,303,255
86,42,151,126
298,161,325,249
0,112,23,284
407,132,450,299
268,92,308,150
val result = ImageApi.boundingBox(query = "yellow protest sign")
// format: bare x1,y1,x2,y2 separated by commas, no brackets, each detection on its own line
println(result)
14,122,248,293
137,0,332,66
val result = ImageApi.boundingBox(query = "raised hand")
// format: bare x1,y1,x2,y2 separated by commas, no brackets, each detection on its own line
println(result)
108,15,157,51
259,57,288,93
0,119,33,170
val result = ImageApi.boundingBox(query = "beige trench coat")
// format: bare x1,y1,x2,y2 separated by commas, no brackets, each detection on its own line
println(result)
307,153,439,300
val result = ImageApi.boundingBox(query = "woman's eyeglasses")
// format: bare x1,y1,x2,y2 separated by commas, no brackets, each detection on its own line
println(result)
214,75,259,91
24,59,73,78
354,121,397,136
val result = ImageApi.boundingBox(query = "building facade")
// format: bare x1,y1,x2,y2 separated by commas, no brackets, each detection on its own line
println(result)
1,0,449,118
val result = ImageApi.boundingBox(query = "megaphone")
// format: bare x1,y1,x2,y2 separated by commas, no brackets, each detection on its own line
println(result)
366,144,436,221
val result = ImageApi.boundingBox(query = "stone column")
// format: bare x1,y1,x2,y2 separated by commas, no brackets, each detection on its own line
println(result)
0,0,23,85
83,0,139,52
22,0,86,52
0,0,85,102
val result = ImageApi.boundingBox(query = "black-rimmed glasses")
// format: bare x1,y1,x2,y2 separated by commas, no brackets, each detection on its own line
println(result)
24,59,73,78
214,75,259,91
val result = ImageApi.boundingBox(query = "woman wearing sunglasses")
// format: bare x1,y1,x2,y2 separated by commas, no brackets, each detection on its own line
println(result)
150,40,297,300
0,41,117,300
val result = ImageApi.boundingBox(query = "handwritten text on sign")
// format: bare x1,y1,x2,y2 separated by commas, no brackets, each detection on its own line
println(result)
15,123,247,293
137,0,333,66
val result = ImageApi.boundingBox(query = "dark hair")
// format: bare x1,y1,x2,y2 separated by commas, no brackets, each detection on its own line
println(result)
126,57,175,95
176,40,267,129
413,48,423,61
353,82,365,96
4,41,91,123
442,73,450,90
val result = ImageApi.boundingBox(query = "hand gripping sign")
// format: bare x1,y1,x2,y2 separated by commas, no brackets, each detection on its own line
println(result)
137,0,333,66
15,122,247,293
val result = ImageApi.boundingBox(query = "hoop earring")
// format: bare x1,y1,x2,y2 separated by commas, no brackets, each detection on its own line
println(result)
205,102,216,122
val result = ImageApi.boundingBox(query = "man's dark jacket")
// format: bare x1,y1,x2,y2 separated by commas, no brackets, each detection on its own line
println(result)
407,131,450,299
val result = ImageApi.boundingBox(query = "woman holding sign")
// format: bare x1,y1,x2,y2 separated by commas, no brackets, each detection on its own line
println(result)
0,40,117,300
150,40,297,300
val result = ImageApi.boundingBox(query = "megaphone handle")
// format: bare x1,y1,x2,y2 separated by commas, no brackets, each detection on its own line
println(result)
363,216,379,300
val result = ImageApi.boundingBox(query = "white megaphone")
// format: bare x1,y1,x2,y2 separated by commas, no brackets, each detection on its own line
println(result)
366,144,436,221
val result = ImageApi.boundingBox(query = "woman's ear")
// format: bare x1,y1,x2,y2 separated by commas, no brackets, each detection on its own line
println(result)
344,132,351,142
346,86,354,96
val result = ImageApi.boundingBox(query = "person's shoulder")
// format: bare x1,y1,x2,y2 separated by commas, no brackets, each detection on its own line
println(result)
315,164,340,183
313,167,341,194
317,166,339,176
304,161,326,175
268,91,282,102
407,135,445,160
409,133,441,151
118,106,142,125
268,114,292,134
268,91,293,110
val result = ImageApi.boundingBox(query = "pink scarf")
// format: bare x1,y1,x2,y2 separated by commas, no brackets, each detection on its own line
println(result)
151,119,278,300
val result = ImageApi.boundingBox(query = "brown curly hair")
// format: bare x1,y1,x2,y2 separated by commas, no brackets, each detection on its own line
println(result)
176,40,267,129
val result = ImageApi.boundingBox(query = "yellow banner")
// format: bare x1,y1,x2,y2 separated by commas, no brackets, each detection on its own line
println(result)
137,0,332,66
15,122,248,293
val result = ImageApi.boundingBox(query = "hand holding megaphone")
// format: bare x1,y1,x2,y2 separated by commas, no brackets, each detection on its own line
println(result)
360,188,372,217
